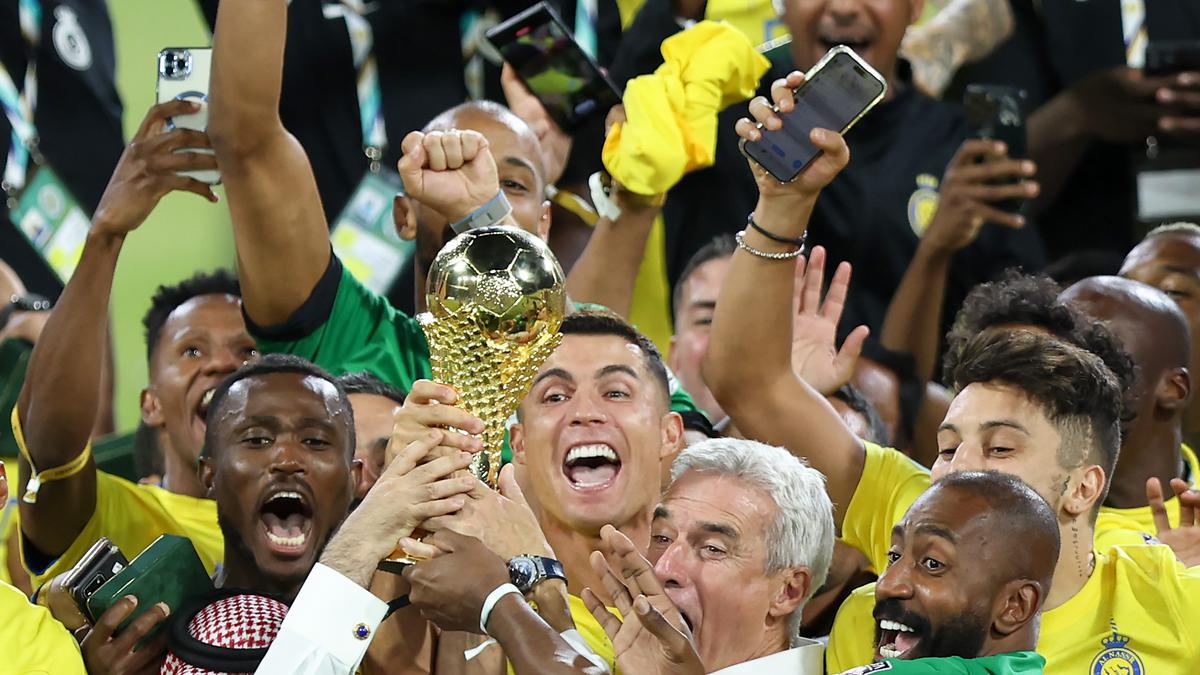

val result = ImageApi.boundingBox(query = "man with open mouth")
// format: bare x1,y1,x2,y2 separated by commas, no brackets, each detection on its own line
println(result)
865,471,1055,673
14,101,259,594
382,310,686,671
710,87,1200,675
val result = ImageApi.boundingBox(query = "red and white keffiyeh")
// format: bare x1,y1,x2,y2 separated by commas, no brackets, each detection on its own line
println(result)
160,593,289,675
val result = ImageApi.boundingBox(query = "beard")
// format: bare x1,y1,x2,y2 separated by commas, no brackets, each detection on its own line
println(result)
873,597,989,660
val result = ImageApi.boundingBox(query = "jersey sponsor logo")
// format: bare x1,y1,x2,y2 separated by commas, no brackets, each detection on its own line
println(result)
906,174,940,237
1091,622,1145,675
52,5,93,71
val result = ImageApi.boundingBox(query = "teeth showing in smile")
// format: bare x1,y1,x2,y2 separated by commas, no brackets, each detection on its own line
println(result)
566,445,618,464
564,444,621,488
878,619,918,660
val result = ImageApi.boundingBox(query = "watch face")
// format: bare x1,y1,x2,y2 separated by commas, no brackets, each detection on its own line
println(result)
509,558,537,589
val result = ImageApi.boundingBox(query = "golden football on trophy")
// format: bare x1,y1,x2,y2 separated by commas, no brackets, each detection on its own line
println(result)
419,225,567,487
380,226,565,572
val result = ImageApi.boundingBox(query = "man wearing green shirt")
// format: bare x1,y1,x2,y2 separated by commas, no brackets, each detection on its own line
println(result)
207,0,698,422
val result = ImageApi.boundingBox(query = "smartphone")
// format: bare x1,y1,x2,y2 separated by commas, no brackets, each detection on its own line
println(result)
84,535,212,635
156,47,219,185
1146,41,1200,76
740,46,887,183
964,84,1028,213
486,2,622,132
62,538,129,615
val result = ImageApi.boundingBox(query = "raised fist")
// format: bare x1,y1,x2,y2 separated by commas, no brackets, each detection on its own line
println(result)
397,129,500,223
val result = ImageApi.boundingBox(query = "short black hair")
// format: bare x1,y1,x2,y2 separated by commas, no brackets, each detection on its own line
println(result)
143,270,241,363
951,330,1123,513
943,270,1136,407
927,471,1060,588
830,384,889,446
561,310,672,407
672,235,736,321
335,371,406,406
202,354,355,458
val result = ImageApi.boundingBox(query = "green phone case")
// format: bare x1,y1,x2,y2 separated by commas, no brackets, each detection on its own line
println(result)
85,534,213,634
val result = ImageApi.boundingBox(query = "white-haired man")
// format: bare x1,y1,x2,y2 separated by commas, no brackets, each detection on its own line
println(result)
580,437,835,674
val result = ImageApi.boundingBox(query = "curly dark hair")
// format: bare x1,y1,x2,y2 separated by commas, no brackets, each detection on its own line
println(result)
942,270,1136,402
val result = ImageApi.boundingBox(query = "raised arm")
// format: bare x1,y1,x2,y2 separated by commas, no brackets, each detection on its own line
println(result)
880,140,1037,383
702,72,864,526
17,102,217,557
208,0,331,327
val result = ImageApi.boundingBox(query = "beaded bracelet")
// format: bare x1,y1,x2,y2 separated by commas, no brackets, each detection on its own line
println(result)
735,230,804,260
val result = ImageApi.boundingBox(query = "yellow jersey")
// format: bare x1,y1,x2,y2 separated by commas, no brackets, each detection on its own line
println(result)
0,579,86,674
1094,443,1200,548
12,412,222,587
571,593,619,673
827,545,1200,675
842,443,931,573
844,442,1191,566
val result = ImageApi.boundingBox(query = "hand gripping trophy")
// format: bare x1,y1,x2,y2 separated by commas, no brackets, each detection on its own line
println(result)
381,224,566,570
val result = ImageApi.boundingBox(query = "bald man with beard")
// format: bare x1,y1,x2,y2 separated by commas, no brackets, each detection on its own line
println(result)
1059,276,1200,550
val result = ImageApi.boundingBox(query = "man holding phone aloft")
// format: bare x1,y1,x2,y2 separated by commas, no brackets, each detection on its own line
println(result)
615,0,1044,341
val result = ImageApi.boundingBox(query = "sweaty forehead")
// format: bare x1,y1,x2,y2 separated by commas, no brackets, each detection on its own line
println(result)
222,373,342,423
901,486,991,545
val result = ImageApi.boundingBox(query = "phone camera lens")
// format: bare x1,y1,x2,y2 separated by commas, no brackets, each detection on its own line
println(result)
160,50,192,80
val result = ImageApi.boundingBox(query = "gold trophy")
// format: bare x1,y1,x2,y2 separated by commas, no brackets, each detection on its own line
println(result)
380,225,566,571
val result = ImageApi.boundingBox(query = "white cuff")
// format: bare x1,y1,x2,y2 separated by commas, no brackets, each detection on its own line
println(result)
260,563,388,671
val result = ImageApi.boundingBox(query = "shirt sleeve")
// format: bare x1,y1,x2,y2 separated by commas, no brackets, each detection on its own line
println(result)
840,443,931,573
249,254,431,392
256,563,389,675
825,583,879,674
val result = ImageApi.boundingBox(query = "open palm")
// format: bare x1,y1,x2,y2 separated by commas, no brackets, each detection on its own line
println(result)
1148,477,1200,566
790,246,869,395
583,527,703,675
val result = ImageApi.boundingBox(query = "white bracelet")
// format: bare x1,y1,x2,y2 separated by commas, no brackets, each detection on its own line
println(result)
479,583,522,635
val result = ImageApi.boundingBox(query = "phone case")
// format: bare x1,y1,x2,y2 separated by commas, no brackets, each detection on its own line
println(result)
156,47,219,185
741,46,887,183
85,535,213,634
485,2,621,131
63,538,129,613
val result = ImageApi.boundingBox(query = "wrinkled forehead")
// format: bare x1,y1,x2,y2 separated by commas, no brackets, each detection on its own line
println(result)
658,470,777,536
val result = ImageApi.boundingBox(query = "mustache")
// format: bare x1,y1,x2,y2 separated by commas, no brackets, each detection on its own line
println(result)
872,597,932,636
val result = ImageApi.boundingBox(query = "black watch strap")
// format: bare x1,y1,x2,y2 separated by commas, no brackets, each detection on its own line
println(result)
507,555,567,593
